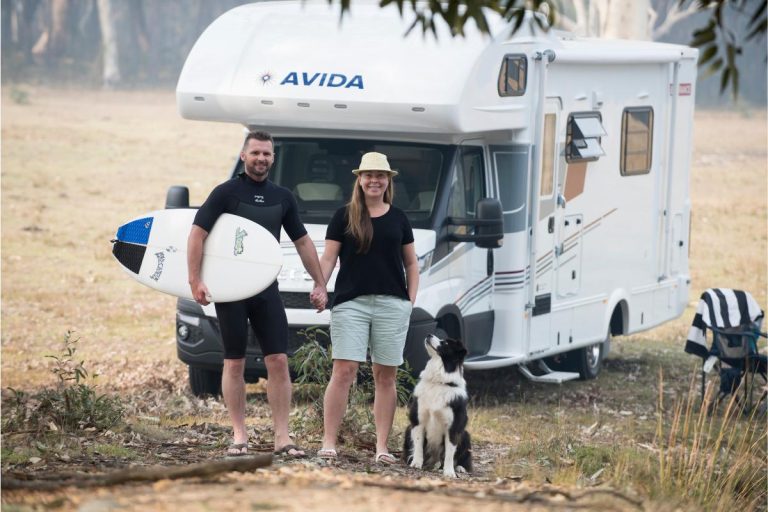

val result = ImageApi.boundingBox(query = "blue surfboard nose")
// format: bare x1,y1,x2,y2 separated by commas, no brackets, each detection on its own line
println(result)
116,217,153,245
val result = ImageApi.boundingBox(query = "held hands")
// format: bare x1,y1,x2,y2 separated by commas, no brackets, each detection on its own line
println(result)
309,283,328,312
190,280,212,306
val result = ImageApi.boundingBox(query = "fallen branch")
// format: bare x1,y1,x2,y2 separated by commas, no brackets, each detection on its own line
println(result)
358,479,643,509
1,454,272,491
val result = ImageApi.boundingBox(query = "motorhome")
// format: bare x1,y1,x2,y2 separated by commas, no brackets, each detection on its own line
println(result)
169,1,697,396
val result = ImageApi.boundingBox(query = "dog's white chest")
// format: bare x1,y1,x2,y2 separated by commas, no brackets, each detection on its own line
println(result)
414,383,465,444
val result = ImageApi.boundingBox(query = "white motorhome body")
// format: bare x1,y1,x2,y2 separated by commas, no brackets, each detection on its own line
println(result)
175,1,697,383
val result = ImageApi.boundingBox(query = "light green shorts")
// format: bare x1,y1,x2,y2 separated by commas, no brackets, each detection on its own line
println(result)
330,294,413,366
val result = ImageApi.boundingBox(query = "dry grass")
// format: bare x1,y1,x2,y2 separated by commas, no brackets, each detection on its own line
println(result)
1,86,766,509
2,88,764,388
2,86,243,388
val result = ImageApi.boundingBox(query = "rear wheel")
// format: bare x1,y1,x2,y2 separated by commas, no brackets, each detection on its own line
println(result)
547,332,609,380
188,366,222,397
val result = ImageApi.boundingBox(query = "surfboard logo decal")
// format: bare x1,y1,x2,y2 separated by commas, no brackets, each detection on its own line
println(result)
234,227,248,256
150,252,165,281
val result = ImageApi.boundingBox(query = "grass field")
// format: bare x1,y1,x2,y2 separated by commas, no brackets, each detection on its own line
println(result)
2,87,764,386
1,86,766,510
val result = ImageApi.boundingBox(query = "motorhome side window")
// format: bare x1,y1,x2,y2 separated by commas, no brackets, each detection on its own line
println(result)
565,112,607,163
447,147,485,238
620,107,654,176
497,54,527,97
540,113,556,196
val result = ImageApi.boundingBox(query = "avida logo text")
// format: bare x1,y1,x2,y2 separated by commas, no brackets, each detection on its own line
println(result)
280,72,364,89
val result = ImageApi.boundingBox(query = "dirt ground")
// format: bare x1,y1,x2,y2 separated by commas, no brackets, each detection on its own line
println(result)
1,86,766,511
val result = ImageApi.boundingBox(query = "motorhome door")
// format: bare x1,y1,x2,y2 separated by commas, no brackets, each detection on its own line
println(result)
528,98,561,354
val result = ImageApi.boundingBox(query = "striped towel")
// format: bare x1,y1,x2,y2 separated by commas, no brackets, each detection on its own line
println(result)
685,288,764,359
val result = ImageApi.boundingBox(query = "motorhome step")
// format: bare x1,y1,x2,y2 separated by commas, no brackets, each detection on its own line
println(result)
464,354,526,370
517,365,580,384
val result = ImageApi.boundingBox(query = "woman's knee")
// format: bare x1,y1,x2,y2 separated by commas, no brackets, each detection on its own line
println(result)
372,365,397,387
331,360,359,387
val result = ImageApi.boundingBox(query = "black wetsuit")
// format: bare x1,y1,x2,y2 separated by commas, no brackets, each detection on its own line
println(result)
194,173,306,358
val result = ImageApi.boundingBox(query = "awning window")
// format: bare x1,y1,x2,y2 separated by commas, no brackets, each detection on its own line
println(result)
566,112,606,162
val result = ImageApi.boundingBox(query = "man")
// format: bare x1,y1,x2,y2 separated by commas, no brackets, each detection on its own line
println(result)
188,131,328,457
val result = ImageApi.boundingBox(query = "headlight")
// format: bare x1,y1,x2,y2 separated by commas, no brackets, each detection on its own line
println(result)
177,324,190,340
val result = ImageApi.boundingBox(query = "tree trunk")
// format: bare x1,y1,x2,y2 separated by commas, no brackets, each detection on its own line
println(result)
602,0,651,40
97,0,120,88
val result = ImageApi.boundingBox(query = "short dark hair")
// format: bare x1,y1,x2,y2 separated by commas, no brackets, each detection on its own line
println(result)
242,130,274,150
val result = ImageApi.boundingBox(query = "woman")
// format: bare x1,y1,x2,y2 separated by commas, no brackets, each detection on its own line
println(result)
314,151,419,464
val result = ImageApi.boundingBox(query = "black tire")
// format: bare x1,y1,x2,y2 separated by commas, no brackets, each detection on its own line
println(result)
548,332,609,380
189,366,222,397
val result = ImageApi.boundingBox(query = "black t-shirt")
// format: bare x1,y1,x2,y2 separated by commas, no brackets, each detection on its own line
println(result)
193,174,306,242
326,205,414,307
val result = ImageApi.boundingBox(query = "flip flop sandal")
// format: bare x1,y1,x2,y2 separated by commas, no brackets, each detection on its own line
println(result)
226,443,248,457
317,448,338,459
375,452,398,465
273,444,307,458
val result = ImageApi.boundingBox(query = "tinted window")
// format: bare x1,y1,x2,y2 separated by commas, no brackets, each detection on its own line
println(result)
620,107,654,175
498,54,527,97
232,139,452,228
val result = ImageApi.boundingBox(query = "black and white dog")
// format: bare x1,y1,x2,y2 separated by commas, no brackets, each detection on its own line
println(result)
403,333,472,478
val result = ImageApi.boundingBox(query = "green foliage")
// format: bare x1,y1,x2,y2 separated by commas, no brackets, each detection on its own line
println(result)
87,443,137,459
333,0,767,99
686,0,767,99
2,331,124,434
288,326,416,445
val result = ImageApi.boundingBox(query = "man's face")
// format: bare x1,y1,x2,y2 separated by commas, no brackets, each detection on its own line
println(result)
241,138,275,181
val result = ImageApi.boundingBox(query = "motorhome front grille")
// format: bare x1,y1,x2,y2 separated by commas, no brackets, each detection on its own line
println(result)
281,291,335,310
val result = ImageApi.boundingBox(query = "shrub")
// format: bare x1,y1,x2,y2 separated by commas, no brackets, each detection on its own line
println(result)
288,326,416,447
2,331,124,433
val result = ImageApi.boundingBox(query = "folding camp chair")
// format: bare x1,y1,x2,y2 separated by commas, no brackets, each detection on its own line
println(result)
685,288,766,414
701,320,767,413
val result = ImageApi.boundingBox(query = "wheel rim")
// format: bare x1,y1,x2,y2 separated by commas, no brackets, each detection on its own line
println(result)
586,343,602,370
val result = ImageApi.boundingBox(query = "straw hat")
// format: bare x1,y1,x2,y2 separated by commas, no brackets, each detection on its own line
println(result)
352,152,398,176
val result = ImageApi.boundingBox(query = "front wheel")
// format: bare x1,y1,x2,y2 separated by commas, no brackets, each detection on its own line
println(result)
188,366,222,397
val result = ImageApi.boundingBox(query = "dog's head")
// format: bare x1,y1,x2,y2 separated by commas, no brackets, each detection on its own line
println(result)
424,333,468,374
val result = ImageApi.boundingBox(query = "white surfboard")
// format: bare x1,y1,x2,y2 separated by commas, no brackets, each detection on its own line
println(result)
112,209,283,302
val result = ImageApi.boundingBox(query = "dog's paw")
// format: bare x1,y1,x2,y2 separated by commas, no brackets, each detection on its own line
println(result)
443,467,457,478
456,465,468,474
409,458,423,469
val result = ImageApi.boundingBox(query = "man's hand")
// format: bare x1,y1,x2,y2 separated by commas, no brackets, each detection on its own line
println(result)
190,279,212,306
310,283,328,312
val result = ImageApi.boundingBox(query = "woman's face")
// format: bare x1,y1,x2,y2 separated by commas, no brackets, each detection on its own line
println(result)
358,171,390,200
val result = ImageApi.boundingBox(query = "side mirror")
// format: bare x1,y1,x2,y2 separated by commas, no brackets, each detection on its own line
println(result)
446,198,504,249
165,186,190,209
474,198,504,248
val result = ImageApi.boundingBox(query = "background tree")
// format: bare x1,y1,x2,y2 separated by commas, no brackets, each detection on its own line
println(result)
354,0,765,99
1,0,764,103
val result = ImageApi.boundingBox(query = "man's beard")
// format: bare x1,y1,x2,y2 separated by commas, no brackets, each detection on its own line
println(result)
245,161,271,179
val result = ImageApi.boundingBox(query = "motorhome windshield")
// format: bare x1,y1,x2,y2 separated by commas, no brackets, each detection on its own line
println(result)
232,138,453,228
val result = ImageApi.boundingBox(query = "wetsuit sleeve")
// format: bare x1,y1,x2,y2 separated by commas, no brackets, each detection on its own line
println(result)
325,207,347,242
193,184,227,233
282,191,308,241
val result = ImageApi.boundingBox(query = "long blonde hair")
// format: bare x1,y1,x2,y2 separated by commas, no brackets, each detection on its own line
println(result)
345,173,395,254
